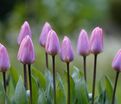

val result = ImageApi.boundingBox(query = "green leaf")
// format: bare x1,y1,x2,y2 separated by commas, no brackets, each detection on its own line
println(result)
75,79,89,104
10,67,19,87
56,73,66,104
45,83,53,104
72,66,83,82
0,82,5,104
38,91,47,104
32,67,46,90
72,66,89,104
32,75,39,104
105,76,113,104
98,76,113,104
13,76,27,104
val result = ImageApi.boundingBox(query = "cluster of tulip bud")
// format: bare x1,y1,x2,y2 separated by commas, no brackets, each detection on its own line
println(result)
0,20,120,104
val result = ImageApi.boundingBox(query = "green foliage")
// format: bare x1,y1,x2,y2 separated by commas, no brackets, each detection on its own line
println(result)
0,66,118,104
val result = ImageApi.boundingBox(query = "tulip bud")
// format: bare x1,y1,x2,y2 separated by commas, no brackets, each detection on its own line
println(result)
17,35,35,64
112,49,121,72
77,29,90,56
39,22,52,47
45,29,60,56
17,21,32,45
90,27,103,54
60,36,74,63
0,44,10,72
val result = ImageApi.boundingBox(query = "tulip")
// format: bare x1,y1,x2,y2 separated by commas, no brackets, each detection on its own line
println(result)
60,36,74,63
17,21,32,45
39,22,52,69
60,36,74,104
17,35,35,104
0,44,10,92
45,29,60,104
45,30,60,56
112,49,121,104
17,35,35,64
77,29,90,81
90,27,103,104
17,21,32,91
90,27,103,54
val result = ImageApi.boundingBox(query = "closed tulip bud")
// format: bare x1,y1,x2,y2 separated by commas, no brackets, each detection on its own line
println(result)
77,29,90,56
112,49,121,72
39,22,52,47
17,35,35,64
60,36,74,63
90,27,103,54
17,21,32,45
45,29,60,56
0,44,10,72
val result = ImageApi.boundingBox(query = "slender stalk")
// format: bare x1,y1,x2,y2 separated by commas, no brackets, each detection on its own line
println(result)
52,55,56,104
92,54,97,104
83,56,87,82
111,71,119,104
45,52,49,69
2,72,6,92
67,62,70,104
28,64,32,104
23,64,28,90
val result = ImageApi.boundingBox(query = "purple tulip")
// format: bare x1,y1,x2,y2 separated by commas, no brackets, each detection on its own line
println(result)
39,22,52,47
77,29,90,81
17,35,35,64
0,43,10,92
17,21,32,45
112,49,121,72
60,36,74,104
90,27,103,104
0,44,10,72
60,36,74,63
45,29,60,56
77,29,90,56
112,49,121,104
45,29,60,104
90,27,103,54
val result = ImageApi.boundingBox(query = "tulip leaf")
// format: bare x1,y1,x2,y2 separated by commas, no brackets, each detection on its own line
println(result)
56,73,66,104
105,76,113,104
13,76,27,104
38,91,47,104
10,67,19,87
32,67,46,90
32,75,39,104
0,82,6,104
72,66,89,104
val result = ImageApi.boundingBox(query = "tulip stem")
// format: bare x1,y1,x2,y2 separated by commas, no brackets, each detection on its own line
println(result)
112,71,119,104
2,72,6,92
83,56,87,82
92,54,97,104
45,52,49,69
67,62,70,104
28,64,32,104
52,55,56,104
23,64,28,90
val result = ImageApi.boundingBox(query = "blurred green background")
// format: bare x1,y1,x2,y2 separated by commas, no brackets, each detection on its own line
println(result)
1,0,121,102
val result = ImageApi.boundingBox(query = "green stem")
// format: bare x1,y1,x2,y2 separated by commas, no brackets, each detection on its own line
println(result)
52,55,56,104
45,52,49,69
67,62,70,104
83,56,87,82
92,54,97,104
28,64,32,104
23,64,28,90
2,72,6,92
112,71,119,104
